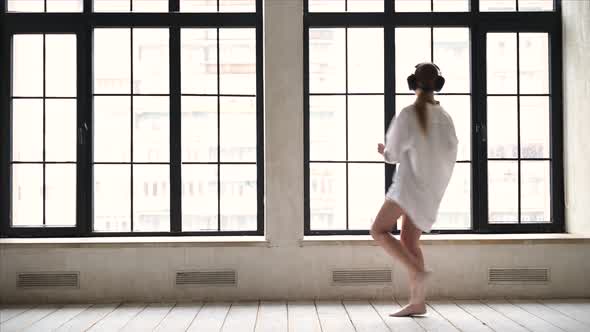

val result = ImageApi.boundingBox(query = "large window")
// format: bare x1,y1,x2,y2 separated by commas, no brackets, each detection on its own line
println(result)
304,0,564,234
0,0,263,237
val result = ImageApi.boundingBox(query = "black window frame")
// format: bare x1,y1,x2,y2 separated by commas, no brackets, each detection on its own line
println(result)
0,0,265,238
303,0,565,235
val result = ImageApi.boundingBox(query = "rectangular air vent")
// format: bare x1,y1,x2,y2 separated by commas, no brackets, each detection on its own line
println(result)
17,272,79,288
332,269,392,285
176,270,237,286
489,268,550,284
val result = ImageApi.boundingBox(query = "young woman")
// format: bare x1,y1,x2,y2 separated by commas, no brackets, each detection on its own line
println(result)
372,62,458,317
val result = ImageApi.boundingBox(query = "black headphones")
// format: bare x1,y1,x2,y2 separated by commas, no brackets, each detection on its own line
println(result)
407,62,446,92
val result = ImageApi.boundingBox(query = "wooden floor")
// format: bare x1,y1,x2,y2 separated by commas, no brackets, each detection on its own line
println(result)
1,299,589,332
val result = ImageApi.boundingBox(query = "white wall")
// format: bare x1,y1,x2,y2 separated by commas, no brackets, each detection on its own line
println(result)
1,0,590,304
1,241,589,303
563,0,590,234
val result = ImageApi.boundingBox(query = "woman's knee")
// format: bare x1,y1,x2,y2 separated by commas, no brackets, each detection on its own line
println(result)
370,222,387,240
369,224,380,239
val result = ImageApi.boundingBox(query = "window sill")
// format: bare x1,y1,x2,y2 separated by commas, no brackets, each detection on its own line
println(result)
0,236,270,248
1,234,589,249
299,233,590,246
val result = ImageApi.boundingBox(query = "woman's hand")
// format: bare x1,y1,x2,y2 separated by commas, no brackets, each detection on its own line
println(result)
377,143,385,156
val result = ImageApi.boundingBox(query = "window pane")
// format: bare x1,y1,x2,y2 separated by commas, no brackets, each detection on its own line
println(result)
348,28,384,93
46,35,77,97
433,0,469,12
47,0,83,12
310,96,346,161
182,97,218,162
348,164,384,230
13,35,43,97
309,28,346,93
219,0,255,12
94,29,131,94
11,164,43,227
395,0,431,12
182,165,218,231
348,0,383,12
134,165,170,232
219,29,256,95
133,0,168,12
94,97,131,162
519,0,552,11
94,165,131,232
12,99,43,162
435,163,471,229
520,97,550,159
220,97,256,162
133,96,170,162
94,0,170,12
181,29,218,95
437,96,471,161
519,33,549,94
94,0,130,12
46,99,77,162
487,33,517,94
395,28,431,93
488,161,518,223
220,165,257,231
309,0,345,12
521,161,550,223
487,96,517,159
45,164,76,226
433,28,470,93
310,163,346,230
181,0,217,12
133,29,169,94
7,0,44,12
480,0,516,11
348,95,384,161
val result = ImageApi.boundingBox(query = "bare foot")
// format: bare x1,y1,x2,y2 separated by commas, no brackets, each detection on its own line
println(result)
389,303,427,317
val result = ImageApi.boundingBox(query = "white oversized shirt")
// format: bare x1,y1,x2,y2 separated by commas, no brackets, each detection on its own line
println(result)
384,103,458,232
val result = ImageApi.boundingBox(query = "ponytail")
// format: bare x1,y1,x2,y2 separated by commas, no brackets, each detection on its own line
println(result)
414,91,436,135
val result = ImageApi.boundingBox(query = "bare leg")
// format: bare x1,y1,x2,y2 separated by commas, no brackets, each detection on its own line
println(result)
390,214,429,317
401,214,426,301
370,200,426,276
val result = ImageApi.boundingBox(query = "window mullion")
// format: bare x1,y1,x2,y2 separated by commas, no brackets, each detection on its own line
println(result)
170,0,179,12
170,27,181,233
0,23,9,236
548,22,565,232
384,25,395,231
473,25,488,233
78,24,93,236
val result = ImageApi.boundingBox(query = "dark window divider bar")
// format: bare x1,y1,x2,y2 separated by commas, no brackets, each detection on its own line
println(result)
385,25,396,231
549,5,565,232
303,23,311,235
255,0,265,236
170,26,182,233
344,28,349,231
42,34,47,226
304,12,558,28
11,96,78,99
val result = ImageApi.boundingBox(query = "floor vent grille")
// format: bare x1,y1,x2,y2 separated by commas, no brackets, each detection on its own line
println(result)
489,268,550,283
176,270,237,286
332,269,392,285
17,272,79,288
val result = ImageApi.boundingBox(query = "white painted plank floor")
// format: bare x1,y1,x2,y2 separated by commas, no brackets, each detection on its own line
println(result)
1,299,588,332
